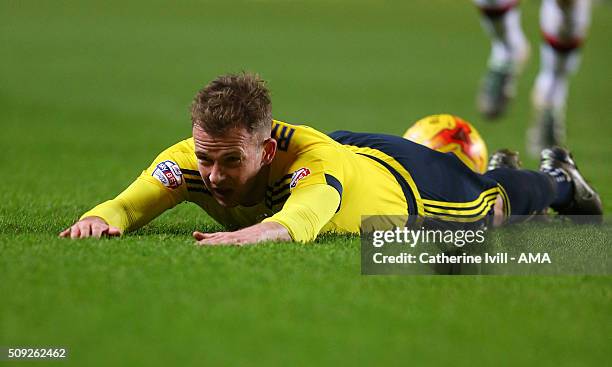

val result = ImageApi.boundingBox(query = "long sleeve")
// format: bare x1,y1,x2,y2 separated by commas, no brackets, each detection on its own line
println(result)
262,184,340,242
80,176,184,233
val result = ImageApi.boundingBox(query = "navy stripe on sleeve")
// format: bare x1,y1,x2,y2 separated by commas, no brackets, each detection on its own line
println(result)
325,174,343,213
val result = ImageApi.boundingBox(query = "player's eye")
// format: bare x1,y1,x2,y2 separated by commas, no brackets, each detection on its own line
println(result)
198,156,213,165
225,156,241,165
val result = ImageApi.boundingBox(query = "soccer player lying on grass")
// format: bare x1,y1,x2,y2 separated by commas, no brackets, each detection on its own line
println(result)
59,73,602,245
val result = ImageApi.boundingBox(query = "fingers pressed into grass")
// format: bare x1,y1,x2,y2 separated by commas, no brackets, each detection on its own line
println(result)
60,217,121,239
92,224,106,238
79,224,91,239
193,231,242,246
70,226,81,239
59,228,70,238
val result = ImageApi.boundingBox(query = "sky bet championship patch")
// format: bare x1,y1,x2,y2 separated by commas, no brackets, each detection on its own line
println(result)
290,167,311,190
152,160,183,189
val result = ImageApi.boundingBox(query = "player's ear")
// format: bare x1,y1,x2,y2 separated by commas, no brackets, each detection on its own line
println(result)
261,137,277,165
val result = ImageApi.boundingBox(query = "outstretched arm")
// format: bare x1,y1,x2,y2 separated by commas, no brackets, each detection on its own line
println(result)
59,139,197,239
193,221,291,245
193,184,340,245
59,176,183,239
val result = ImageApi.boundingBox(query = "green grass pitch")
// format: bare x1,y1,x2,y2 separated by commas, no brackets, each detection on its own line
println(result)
1,1,610,366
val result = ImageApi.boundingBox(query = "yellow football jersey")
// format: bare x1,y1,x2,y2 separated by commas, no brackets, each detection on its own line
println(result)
81,120,413,242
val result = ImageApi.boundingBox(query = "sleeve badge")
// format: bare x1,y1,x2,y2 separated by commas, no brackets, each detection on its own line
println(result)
152,160,183,189
290,167,311,190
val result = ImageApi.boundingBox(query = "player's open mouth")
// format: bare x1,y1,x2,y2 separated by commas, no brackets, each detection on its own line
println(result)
212,187,232,198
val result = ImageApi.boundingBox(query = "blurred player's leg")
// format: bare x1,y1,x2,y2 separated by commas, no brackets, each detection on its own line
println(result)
527,0,592,157
474,0,530,119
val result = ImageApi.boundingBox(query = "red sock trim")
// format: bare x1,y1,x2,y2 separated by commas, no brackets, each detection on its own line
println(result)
477,0,520,18
542,31,584,53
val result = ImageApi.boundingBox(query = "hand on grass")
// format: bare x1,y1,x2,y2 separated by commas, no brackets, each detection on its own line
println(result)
59,216,121,239
193,222,291,246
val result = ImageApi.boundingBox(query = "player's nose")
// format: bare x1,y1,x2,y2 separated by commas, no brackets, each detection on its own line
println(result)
208,162,225,186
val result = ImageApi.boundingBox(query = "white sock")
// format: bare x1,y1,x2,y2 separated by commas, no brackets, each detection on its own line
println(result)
533,0,591,118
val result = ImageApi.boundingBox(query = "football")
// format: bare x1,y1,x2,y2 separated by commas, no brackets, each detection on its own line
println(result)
403,114,488,173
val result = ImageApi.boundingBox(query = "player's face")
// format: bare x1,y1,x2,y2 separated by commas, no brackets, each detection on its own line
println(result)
193,124,273,207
